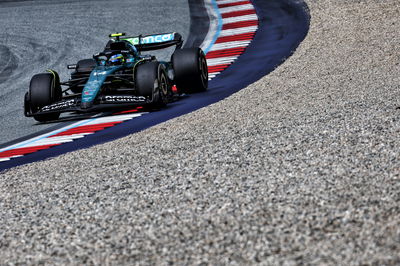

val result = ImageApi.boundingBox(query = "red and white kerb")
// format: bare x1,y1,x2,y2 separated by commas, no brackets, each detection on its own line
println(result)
0,108,145,162
206,0,258,79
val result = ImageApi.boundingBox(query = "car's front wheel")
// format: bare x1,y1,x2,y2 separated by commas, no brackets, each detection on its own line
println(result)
29,71,62,122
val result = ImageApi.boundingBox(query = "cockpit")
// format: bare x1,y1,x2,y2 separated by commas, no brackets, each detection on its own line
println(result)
94,40,138,66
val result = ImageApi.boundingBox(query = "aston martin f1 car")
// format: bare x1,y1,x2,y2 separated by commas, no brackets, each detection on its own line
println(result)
24,32,208,122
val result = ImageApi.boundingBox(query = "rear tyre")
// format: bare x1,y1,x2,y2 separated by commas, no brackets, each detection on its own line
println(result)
29,72,62,122
172,48,208,93
70,59,96,93
135,61,169,108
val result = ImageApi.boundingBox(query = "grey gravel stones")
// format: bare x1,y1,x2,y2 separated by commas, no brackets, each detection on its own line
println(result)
1,0,400,264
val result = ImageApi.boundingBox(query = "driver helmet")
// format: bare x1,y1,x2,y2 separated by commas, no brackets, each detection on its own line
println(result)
109,54,125,65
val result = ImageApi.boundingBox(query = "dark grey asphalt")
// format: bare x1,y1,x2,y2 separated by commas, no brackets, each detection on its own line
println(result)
0,0,190,145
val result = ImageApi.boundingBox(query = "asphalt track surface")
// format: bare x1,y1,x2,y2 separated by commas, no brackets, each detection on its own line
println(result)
1,0,400,265
0,0,190,145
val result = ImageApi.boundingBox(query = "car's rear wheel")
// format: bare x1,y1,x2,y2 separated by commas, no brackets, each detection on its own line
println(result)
135,61,169,108
29,71,62,122
70,59,96,93
172,47,208,93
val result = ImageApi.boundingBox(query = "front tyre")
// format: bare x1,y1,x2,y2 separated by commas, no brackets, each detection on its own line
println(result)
172,48,208,93
29,71,62,122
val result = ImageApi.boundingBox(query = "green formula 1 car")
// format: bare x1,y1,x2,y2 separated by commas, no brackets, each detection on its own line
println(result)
24,32,208,122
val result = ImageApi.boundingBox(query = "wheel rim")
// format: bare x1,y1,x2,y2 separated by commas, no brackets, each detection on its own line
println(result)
160,72,168,96
199,54,208,85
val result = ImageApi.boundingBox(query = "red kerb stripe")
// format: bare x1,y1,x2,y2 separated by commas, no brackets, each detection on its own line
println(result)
208,64,230,73
215,32,255,43
206,47,246,59
113,108,139,115
0,144,60,158
222,20,258,30
221,9,256,18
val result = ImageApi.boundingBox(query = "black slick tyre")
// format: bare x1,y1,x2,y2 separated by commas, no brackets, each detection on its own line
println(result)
29,72,62,122
135,61,169,108
172,48,208,93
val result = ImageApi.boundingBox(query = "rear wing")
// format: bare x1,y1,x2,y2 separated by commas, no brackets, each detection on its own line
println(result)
110,32,183,51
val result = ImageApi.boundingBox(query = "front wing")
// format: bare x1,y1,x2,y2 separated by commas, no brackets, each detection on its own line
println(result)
25,95,149,117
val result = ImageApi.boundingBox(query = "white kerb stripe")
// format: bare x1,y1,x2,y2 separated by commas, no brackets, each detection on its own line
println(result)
219,4,254,14
219,26,258,37
216,0,242,5
85,113,143,125
207,56,238,66
209,40,251,51
20,134,91,148
222,14,258,24
208,73,220,78
0,155,23,162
